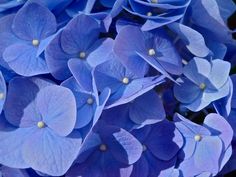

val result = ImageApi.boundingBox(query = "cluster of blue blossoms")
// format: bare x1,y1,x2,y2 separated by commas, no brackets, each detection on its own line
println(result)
0,0,235,177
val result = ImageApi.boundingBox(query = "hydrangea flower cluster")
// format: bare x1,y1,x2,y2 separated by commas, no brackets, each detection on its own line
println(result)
0,0,235,177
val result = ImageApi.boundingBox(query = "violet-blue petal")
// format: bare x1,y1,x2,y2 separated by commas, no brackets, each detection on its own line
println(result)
145,120,183,161
174,77,202,104
208,59,230,89
0,127,34,168
68,59,93,92
86,38,114,67
106,76,165,108
22,129,82,176
92,87,111,125
12,2,57,40
113,26,148,77
4,77,53,127
130,156,149,177
168,22,210,57
194,136,223,175
36,85,77,136
203,113,233,148
60,14,100,55
183,57,211,85
0,72,6,113
107,127,143,165
3,43,49,76
129,90,165,125
0,166,29,177
213,78,233,117
0,14,21,60
45,32,72,80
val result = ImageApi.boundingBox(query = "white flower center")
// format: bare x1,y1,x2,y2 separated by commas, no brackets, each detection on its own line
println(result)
199,83,206,90
79,52,86,59
148,48,156,56
142,144,147,152
0,93,4,99
122,77,130,84
37,121,45,128
32,39,39,46
151,0,158,3
87,97,94,105
99,144,107,151
147,12,153,16
194,134,202,142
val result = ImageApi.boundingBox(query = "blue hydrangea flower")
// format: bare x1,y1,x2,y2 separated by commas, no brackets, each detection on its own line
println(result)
1,77,82,176
94,56,165,108
174,57,231,111
46,14,114,80
174,113,233,176
0,71,6,114
100,90,166,130
61,59,110,129
128,120,183,177
67,121,143,177
113,25,182,80
0,2,57,76
123,0,191,31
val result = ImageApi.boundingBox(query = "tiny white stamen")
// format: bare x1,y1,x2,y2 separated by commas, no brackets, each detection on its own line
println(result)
37,121,45,128
32,39,39,46
151,0,158,3
142,144,147,152
99,144,107,151
87,97,94,105
148,48,156,56
182,59,188,65
199,83,206,90
0,93,4,100
194,134,202,142
122,77,129,84
79,52,86,59
147,12,153,16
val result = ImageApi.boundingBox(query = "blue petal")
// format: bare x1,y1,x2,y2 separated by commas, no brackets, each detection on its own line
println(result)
183,57,211,85
208,59,230,89
22,129,82,176
45,32,73,80
68,59,93,92
3,43,48,76
0,166,29,177
174,77,202,104
0,127,34,168
168,22,210,57
12,2,57,40
4,77,53,127
87,38,114,67
36,85,77,136
60,14,100,55
0,71,6,113
106,76,165,108
203,113,233,149
146,120,183,161
129,90,165,125
194,136,223,175
130,156,149,177
113,26,149,77
213,77,233,117
107,127,143,165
